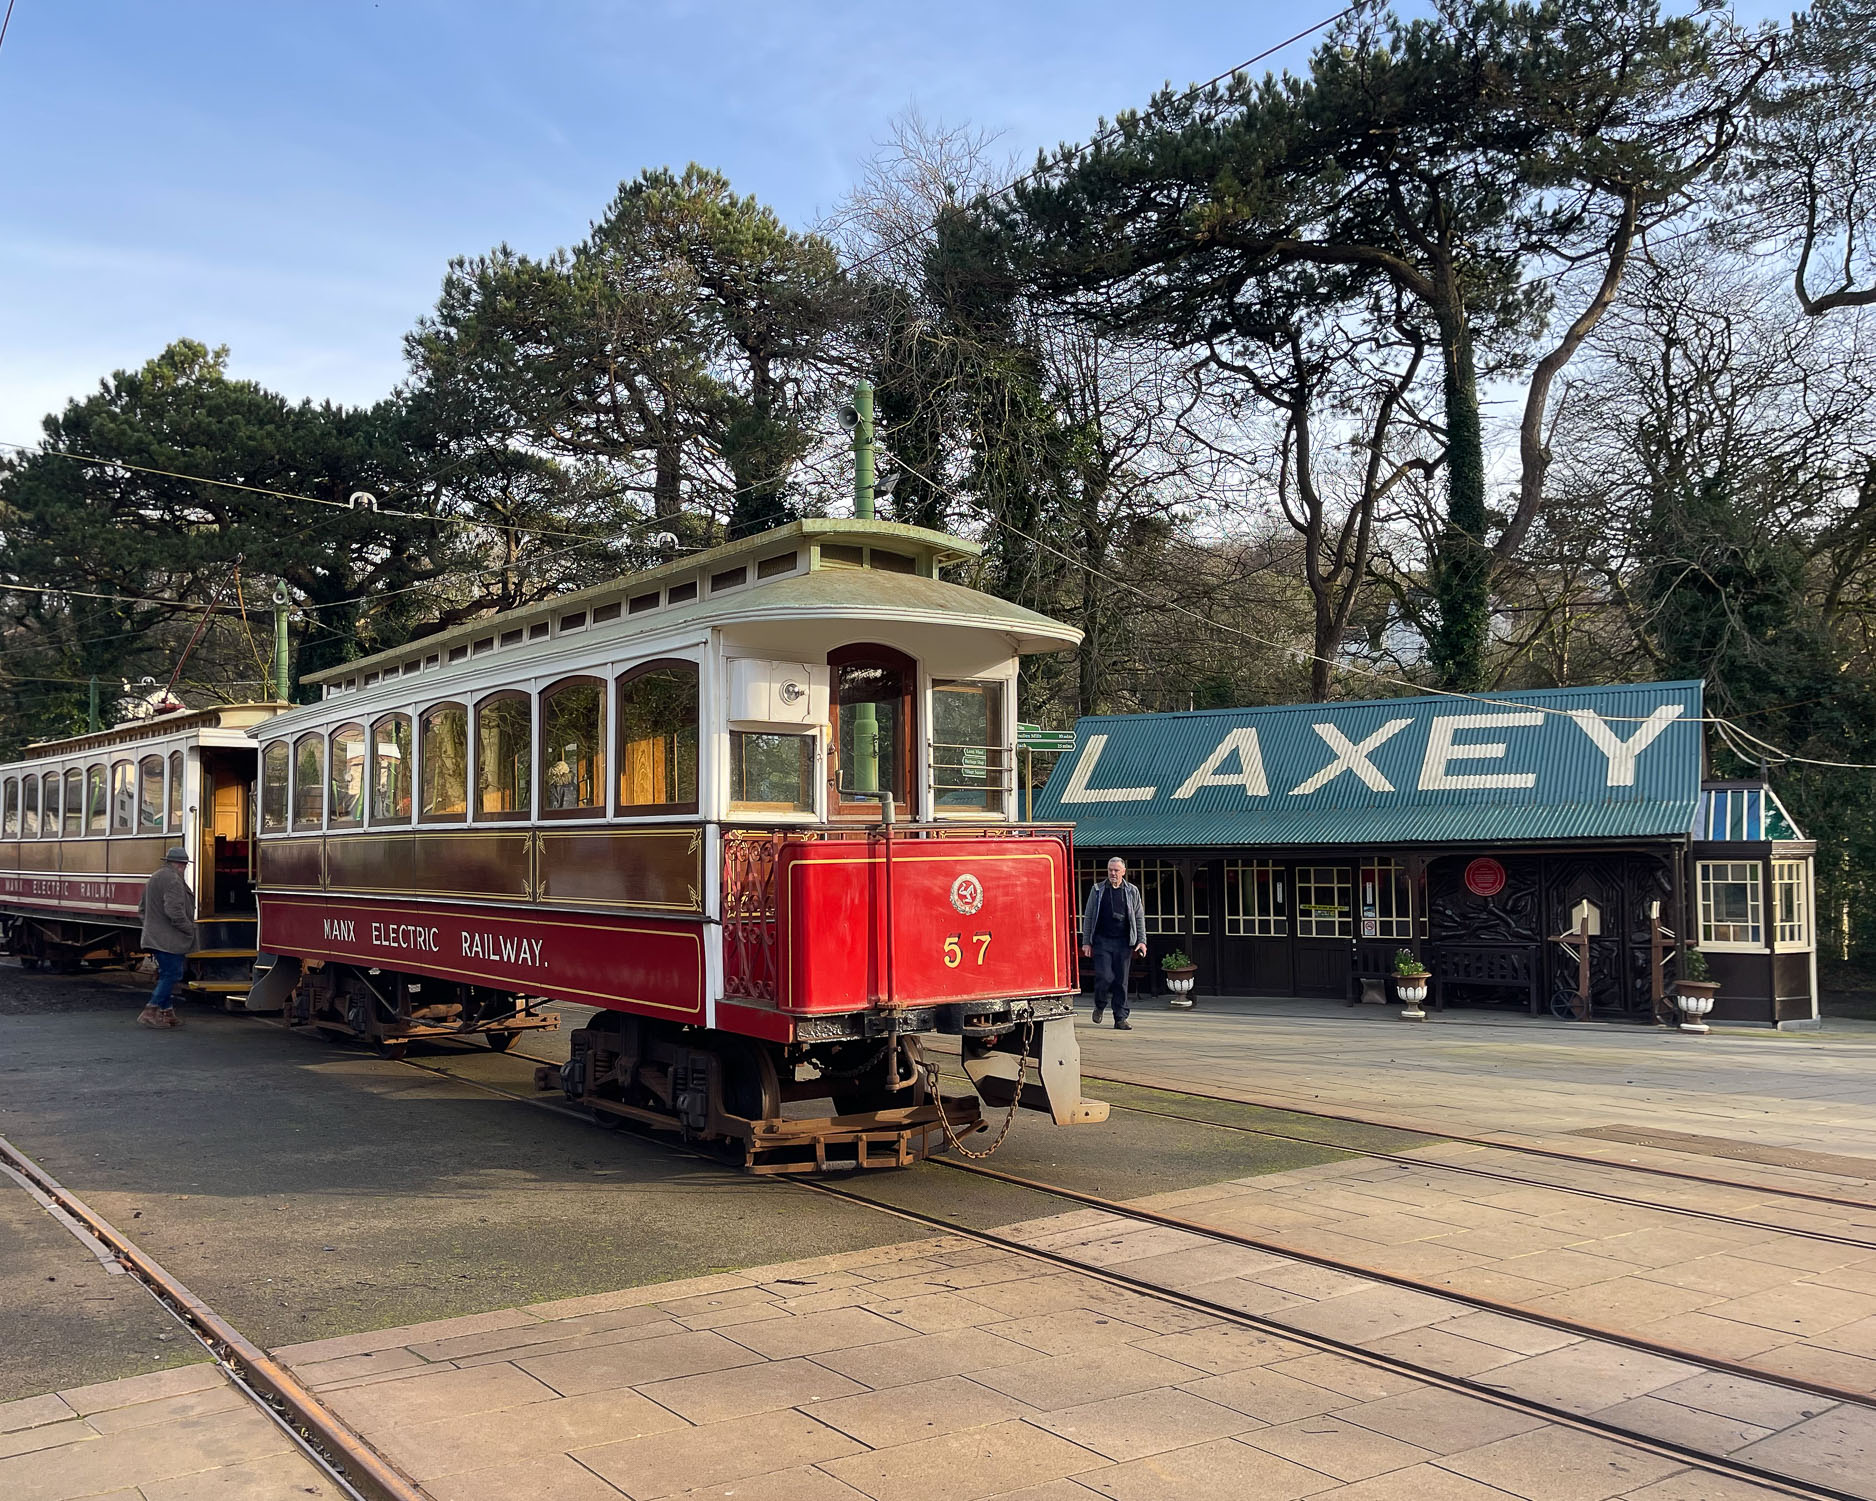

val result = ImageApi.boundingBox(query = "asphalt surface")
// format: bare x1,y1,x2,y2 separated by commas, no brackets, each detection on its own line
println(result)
0,962,1415,1403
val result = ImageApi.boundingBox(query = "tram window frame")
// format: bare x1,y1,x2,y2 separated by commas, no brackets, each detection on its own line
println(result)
829,643,915,819
2,776,16,837
540,675,607,818
729,730,817,816
110,759,135,833
290,736,324,832
328,723,367,829
930,678,1007,816
86,764,107,835
419,702,470,823
473,691,533,821
369,714,413,825
41,771,61,838
136,757,165,834
616,660,700,816
21,771,39,838
168,751,184,832
64,768,84,836
260,742,290,833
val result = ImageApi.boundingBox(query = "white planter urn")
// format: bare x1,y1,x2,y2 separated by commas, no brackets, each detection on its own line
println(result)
1395,975,1430,1022
1674,982,1719,1034
1164,969,1197,1009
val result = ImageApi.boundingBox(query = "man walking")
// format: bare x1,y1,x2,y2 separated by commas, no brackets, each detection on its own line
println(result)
136,848,197,1029
1080,856,1146,1030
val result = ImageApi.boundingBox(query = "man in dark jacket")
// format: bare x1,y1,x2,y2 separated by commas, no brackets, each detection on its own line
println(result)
1080,856,1146,1030
136,848,198,1029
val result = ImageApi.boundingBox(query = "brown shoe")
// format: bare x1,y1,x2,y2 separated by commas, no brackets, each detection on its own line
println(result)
136,1006,164,1028
161,1009,182,1028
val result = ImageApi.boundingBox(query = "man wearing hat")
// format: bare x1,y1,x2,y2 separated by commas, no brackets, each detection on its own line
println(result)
136,848,198,1028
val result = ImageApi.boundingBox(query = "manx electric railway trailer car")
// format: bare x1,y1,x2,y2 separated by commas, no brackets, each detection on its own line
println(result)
243,517,1109,1171
0,704,285,993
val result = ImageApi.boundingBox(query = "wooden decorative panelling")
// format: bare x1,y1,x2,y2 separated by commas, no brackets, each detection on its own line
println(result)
0,842,16,870
19,843,57,873
258,838,324,890
108,837,169,877
536,828,703,912
60,841,108,874
325,830,532,901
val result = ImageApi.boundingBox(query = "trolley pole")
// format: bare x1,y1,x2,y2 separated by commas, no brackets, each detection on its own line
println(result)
271,584,291,703
849,379,880,792
87,675,100,733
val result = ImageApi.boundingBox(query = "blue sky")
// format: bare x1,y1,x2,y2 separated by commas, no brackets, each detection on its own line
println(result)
0,0,1338,442
0,3,1789,446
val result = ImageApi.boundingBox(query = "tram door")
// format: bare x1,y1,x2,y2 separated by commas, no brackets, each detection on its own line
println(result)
1292,864,1355,997
197,750,256,916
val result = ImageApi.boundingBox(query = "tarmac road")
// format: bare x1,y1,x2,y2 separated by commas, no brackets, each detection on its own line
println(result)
0,962,1384,1403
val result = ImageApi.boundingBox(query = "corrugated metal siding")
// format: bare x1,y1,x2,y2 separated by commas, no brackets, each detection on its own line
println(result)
1034,681,1704,850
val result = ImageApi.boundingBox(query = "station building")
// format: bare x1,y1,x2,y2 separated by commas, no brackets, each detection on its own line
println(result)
1033,680,1818,1027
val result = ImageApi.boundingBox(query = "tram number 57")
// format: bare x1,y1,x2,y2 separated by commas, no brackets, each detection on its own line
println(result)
943,932,992,968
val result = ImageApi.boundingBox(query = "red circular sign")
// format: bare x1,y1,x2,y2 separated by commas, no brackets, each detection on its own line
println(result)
1464,858,1507,898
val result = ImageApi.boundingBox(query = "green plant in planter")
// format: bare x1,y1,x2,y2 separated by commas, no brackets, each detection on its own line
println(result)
1393,948,1429,977
1160,950,1194,972
1680,947,1712,983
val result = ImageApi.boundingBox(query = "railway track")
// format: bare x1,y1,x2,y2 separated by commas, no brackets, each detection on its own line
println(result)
371,1040,1873,1500
0,1133,425,1501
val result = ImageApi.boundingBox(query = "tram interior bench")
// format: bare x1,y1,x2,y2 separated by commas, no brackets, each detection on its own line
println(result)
1432,943,1543,1015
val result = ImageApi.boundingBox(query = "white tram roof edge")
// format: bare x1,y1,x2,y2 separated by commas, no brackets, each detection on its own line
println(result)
9,703,289,772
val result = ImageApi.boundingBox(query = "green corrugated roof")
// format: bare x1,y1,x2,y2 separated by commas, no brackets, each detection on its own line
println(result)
1034,681,1704,849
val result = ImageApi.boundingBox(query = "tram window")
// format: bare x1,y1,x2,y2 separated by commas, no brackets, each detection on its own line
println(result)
291,736,324,830
41,772,60,838
168,751,183,831
21,772,38,838
666,581,697,605
729,732,815,814
86,765,107,835
370,715,412,823
931,680,1005,814
870,549,917,575
617,662,698,813
474,692,532,819
328,724,366,828
2,777,16,837
420,703,469,820
831,646,913,816
261,743,289,832
821,543,864,569
756,551,797,579
592,602,621,624
64,769,84,835
541,676,605,815
136,758,165,832
110,760,135,833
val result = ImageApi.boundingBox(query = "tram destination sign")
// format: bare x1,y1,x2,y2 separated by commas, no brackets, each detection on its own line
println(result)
1017,723,1076,753
1032,680,1704,848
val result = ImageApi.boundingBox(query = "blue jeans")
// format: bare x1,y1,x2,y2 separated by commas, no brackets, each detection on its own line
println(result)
149,950,186,1010
1090,937,1134,1023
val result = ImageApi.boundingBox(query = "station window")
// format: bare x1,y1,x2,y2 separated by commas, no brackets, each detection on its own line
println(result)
86,765,107,835
328,724,366,828
168,751,183,832
1135,860,1185,936
41,772,60,838
931,680,1006,814
1358,860,1415,940
475,692,532,819
21,772,38,838
370,715,412,824
291,737,324,831
420,703,469,821
541,676,606,815
1774,860,1810,949
1225,860,1287,937
2,776,15,837
617,662,699,814
64,768,84,835
1295,866,1352,938
729,732,815,814
1699,860,1763,947
110,760,135,833
831,645,913,817
260,743,289,833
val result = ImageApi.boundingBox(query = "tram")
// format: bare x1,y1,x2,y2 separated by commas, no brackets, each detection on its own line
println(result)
0,704,284,991
245,516,1108,1171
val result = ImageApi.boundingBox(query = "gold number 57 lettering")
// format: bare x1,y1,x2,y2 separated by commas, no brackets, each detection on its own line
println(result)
942,932,993,968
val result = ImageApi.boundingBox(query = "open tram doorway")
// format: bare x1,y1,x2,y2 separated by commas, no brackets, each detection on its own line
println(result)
197,748,256,918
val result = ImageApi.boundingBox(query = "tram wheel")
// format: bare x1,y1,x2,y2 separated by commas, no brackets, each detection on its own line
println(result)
486,1031,516,1053
830,1038,922,1117
718,1038,782,1123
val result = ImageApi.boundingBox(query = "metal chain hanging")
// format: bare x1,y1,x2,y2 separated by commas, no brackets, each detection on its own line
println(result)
921,1021,1032,1161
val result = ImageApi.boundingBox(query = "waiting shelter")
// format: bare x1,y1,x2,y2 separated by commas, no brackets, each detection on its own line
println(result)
1034,681,1817,1026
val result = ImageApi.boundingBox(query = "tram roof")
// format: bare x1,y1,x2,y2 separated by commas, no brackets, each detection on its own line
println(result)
1035,680,1710,849
304,517,1076,691
18,703,288,764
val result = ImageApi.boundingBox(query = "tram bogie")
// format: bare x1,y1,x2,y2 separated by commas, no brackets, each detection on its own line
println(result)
280,960,558,1055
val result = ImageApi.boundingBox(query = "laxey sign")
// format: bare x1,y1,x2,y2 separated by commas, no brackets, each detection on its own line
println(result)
1032,680,1705,847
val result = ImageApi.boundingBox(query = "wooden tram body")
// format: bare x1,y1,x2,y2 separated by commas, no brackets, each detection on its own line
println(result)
247,519,1107,1169
0,705,283,991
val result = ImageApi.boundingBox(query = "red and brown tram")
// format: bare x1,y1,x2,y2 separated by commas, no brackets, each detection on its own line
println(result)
245,518,1106,1169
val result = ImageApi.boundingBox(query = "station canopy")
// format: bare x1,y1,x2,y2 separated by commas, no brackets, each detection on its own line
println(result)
1033,680,1705,849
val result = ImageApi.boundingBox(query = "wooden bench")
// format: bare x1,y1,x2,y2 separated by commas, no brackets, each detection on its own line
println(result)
1432,943,1543,1015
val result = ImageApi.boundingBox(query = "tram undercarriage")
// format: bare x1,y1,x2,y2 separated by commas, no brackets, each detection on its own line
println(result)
263,958,560,1056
